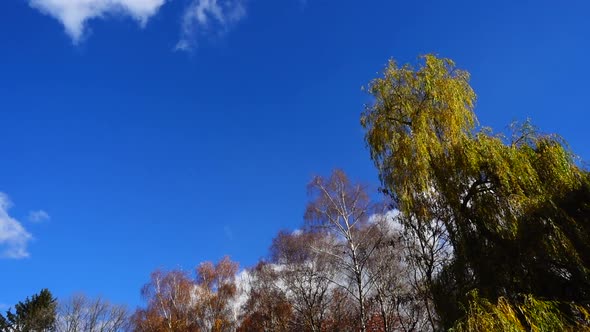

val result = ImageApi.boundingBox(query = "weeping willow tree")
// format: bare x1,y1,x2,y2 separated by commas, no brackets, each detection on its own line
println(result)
361,54,590,330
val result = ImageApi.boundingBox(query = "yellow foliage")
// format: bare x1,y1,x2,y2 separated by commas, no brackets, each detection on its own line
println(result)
452,291,590,332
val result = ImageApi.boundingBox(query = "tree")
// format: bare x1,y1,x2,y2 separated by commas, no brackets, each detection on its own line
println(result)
399,211,452,331
237,262,293,332
194,256,239,332
323,288,357,332
362,54,590,330
0,288,57,332
363,214,431,332
56,294,129,332
304,169,383,332
132,269,197,332
270,230,336,332
131,256,239,332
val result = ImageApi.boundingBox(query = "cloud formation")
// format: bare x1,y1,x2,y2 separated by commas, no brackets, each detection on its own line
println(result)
28,210,51,223
176,0,247,51
0,193,33,259
27,0,167,43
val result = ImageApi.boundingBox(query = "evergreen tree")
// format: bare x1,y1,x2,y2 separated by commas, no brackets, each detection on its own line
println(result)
0,289,57,332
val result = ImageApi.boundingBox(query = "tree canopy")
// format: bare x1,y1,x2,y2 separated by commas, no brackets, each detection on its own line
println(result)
6,55,588,332
362,54,590,330
0,288,57,332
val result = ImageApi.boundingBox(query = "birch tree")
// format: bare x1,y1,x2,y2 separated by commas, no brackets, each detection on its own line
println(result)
131,257,239,332
304,169,382,332
132,270,196,332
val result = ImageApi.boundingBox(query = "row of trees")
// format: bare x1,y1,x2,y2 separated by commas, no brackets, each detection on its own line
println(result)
6,55,589,331
131,169,433,332
131,55,590,331
4,169,419,332
0,290,128,331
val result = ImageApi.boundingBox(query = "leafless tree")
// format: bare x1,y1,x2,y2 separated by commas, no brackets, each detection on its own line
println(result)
270,230,337,332
57,294,128,332
363,212,435,332
304,169,384,332
400,212,452,331
238,262,292,332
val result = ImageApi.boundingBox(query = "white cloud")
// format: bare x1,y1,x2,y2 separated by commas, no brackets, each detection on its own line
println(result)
28,210,51,223
291,228,303,236
0,193,33,259
176,0,247,51
27,0,167,43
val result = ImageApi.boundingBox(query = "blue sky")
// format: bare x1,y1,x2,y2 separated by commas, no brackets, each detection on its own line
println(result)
0,0,589,310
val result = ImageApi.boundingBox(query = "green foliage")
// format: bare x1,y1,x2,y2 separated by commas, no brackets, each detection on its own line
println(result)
0,288,57,332
362,54,590,330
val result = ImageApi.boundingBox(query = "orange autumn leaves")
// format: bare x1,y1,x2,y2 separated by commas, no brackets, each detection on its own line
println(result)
131,257,239,332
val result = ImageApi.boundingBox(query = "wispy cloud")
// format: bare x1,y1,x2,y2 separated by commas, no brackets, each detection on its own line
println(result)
28,210,50,223
0,193,33,259
27,0,167,43
223,225,234,240
176,0,247,51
